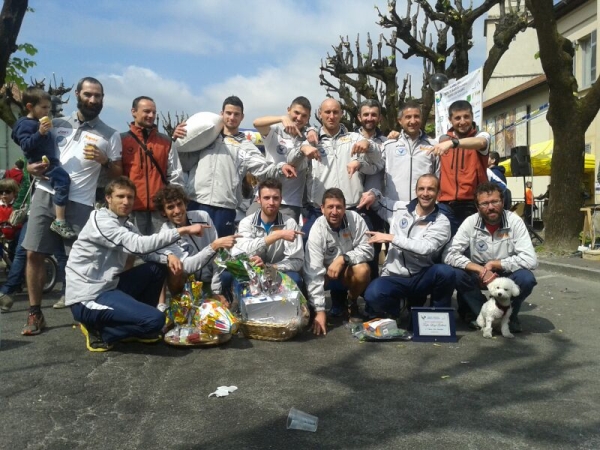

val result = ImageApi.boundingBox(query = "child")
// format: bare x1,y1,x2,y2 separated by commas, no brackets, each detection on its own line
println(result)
11,87,76,239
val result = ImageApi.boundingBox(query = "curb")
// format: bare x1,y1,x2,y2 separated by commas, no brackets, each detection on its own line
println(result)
538,259,600,282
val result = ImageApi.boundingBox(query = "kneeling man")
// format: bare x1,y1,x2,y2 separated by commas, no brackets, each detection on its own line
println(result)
66,177,208,352
444,182,537,332
359,174,454,319
229,178,304,288
304,188,373,335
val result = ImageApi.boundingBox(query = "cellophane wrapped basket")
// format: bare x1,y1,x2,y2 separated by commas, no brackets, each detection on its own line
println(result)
217,251,309,341
164,277,238,347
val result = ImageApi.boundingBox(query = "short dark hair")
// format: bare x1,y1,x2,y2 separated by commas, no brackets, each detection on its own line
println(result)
22,87,51,107
76,77,104,95
132,96,155,110
489,151,500,164
448,100,473,118
15,160,25,170
222,96,244,113
257,178,282,197
322,188,346,206
0,178,19,195
290,96,311,112
153,185,189,212
359,99,381,114
475,182,503,203
398,101,421,118
105,176,136,197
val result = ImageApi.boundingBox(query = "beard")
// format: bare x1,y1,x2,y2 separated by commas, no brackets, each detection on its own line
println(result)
77,95,103,121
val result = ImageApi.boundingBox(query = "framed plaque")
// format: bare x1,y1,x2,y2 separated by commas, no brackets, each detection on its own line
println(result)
411,307,457,343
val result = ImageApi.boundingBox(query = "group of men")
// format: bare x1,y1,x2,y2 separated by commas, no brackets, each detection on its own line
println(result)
9,75,537,351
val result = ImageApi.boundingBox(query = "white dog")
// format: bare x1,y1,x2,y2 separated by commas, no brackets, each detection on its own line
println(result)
476,277,520,339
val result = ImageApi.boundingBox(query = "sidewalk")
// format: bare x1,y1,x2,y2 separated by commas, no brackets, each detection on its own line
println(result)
538,252,600,282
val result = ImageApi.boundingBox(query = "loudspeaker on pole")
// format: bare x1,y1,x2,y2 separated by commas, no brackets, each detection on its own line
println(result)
510,146,532,177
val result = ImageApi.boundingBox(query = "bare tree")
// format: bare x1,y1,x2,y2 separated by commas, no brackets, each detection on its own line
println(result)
0,0,29,126
525,0,600,251
320,0,529,133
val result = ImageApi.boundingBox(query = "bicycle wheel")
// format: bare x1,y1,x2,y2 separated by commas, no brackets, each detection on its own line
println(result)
42,256,58,294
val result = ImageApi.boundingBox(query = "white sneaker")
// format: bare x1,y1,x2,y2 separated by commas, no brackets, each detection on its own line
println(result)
53,295,67,309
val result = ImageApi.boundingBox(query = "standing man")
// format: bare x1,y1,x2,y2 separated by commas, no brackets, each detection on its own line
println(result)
428,100,490,235
229,178,304,288
444,182,537,332
251,96,316,222
121,96,183,235
294,98,384,238
22,77,122,335
524,181,534,225
304,188,373,335
358,174,454,320
384,101,439,202
66,177,207,352
172,96,296,238
488,151,512,210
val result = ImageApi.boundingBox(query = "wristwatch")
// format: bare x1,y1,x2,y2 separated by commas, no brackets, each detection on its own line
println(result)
102,158,112,169
342,254,351,265
451,138,460,148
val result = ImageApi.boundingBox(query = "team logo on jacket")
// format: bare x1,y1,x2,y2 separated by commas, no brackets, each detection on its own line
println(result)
400,218,409,229
476,241,488,252
277,143,287,155
396,145,407,156
318,145,326,155
56,135,66,147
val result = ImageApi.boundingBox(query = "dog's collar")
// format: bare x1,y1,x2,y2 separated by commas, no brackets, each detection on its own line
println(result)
495,300,511,317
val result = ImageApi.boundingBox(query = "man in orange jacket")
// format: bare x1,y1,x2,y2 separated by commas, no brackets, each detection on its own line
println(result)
121,96,184,235
427,100,491,235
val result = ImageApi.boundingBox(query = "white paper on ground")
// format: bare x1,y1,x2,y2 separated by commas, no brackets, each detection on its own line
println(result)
209,386,238,398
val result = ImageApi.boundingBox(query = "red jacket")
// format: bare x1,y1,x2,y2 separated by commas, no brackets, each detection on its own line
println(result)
121,124,172,211
0,203,22,240
438,127,489,202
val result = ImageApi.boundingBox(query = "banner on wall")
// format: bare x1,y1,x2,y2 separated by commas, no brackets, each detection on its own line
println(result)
434,68,483,138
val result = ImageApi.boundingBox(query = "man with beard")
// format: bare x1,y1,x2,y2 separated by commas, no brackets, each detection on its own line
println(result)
444,182,537,333
21,77,122,335
249,97,317,223
427,100,490,235
172,96,296,238
121,96,183,235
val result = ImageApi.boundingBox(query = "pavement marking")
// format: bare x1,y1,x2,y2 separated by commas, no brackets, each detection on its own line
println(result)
536,274,556,280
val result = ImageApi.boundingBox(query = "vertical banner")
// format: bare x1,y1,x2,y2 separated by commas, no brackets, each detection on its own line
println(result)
434,68,483,138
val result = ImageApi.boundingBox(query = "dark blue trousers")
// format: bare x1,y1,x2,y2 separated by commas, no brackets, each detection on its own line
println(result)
187,201,236,238
364,264,455,316
70,262,166,343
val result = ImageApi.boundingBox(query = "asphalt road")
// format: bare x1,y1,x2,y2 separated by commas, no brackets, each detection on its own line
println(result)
1,266,599,450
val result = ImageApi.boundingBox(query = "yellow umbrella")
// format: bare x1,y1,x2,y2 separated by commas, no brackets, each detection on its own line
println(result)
499,139,596,176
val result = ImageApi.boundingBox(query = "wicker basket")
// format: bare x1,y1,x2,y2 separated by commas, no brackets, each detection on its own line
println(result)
240,304,310,341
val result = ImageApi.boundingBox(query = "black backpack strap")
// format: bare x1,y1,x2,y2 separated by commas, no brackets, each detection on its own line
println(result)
128,131,168,185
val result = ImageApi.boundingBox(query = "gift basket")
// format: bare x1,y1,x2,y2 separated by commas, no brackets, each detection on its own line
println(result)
163,277,238,347
217,251,309,341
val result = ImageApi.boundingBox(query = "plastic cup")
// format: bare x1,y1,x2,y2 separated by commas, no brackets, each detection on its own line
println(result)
287,407,318,432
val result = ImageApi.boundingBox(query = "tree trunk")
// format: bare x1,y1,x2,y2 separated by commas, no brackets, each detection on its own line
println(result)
0,0,29,86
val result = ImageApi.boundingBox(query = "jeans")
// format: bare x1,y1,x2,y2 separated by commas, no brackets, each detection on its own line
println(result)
46,165,71,207
364,264,456,316
453,268,537,321
70,262,167,343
